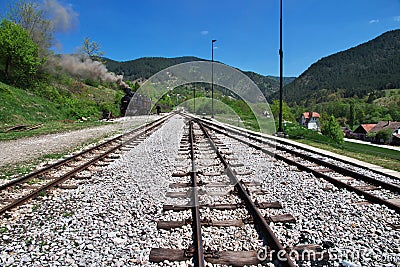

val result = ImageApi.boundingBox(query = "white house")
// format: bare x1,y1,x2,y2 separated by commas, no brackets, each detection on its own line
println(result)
301,112,321,131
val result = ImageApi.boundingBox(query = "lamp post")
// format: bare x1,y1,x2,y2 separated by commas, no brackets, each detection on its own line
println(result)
277,0,284,133
211,39,217,118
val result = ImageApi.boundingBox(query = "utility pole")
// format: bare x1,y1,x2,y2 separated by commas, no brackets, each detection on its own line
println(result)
211,39,217,118
278,0,284,133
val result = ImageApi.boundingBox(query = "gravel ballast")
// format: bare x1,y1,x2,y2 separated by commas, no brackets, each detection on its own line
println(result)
1,115,400,267
0,115,185,266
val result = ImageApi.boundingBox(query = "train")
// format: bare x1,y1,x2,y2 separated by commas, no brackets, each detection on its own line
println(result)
120,87,152,116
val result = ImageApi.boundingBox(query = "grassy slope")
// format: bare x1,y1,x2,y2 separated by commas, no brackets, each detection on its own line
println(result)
0,80,124,179
294,139,400,172
0,80,122,140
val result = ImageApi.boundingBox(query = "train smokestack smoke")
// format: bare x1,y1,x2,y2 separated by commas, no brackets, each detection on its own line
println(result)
50,54,128,87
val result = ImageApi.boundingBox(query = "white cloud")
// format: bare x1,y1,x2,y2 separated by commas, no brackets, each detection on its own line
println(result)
200,30,209,35
369,19,379,24
394,16,400,22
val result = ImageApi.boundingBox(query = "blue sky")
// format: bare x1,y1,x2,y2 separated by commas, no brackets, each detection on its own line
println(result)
1,0,400,77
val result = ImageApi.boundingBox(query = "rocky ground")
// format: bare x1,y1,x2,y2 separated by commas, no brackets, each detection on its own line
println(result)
0,115,185,267
1,115,399,267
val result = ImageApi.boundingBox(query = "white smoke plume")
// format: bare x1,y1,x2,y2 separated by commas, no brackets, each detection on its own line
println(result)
51,55,128,87
42,0,78,32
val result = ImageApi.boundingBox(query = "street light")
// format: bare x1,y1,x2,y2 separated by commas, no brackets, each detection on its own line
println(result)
211,39,217,118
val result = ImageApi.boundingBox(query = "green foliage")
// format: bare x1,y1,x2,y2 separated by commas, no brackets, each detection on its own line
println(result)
366,132,376,138
103,57,291,99
375,129,393,144
79,37,105,62
321,115,344,144
283,30,400,105
290,89,400,128
285,123,335,144
6,0,54,57
0,19,42,87
270,100,295,122
0,78,123,139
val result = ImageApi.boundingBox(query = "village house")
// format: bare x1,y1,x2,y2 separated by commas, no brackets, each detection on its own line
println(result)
353,121,400,144
300,111,321,131
353,123,376,140
370,121,400,144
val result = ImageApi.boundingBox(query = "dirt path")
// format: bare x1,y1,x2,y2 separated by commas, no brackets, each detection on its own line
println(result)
0,116,159,168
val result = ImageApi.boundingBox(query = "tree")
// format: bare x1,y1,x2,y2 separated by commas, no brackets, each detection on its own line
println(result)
0,19,42,86
348,101,355,129
6,0,53,57
321,115,344,144
375,129,392,144
79,37,105,62
270,100,295,122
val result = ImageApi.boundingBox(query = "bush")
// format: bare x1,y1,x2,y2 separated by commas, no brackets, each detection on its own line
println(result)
321,115,344,144
286,125,335,144
375,129,392,144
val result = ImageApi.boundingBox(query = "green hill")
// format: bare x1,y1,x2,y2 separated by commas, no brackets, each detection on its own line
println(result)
103,56,295,99
283,29,400,105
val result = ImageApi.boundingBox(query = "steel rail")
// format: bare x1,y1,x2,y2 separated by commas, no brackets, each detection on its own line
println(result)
0,114,172,192
188,120,205,267
200,119,400,193
197,120,295,267
196,116,400,182
0,114,172,215
199,120,400,214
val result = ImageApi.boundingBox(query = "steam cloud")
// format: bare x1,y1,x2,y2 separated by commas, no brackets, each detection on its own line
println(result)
52,55,128,87
42,0,78,32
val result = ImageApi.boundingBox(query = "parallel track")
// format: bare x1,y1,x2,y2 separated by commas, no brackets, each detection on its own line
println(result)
0,114,173,216
191,115,400,213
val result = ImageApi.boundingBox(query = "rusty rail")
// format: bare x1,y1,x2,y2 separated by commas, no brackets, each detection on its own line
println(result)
196,117,400,214
197,120,295,267
0,114,172,215
189,120,205,266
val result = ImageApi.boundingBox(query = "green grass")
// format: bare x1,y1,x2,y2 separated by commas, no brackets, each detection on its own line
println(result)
0,80,121,140
295,139,400,172
0,120,107,141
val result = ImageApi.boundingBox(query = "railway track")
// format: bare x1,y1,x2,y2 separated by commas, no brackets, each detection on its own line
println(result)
192,116,400,214
0,114,173,216
150,118,331,266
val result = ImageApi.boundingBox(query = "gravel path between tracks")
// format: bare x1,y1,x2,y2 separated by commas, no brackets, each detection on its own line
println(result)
216,131,400,267
0,115,162,168
0,115,185,267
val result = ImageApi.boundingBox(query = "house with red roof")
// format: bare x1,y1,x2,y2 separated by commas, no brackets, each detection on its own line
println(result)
353,123,377,140
353,121,400,144
370,121,400,144
300,112,321,131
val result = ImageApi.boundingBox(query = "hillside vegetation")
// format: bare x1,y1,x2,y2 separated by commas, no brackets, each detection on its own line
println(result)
283,29,400,106
103,56,295,98
0,79,123,140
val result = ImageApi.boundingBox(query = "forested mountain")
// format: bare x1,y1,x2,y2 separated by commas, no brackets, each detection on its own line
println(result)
103,56,202,81
103,56,295,98
283,29,400,105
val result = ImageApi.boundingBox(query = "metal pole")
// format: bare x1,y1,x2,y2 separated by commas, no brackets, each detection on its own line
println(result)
278,0,284,133
194,84,196,114
211,39,216,119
